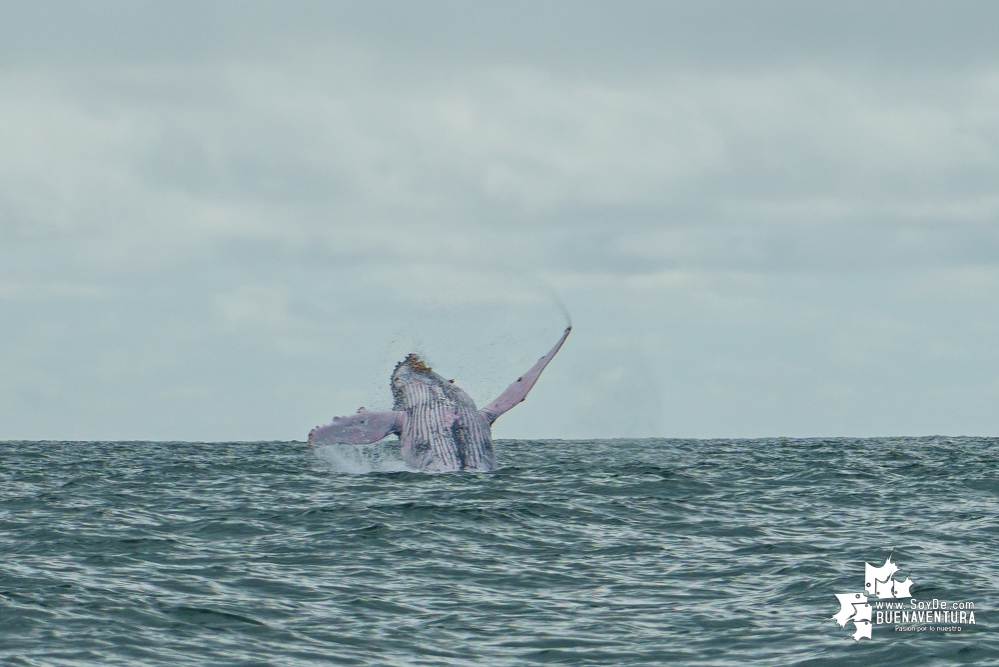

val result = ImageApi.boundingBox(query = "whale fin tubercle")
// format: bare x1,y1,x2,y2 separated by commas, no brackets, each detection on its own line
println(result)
309,410,404,446
479,327,571,424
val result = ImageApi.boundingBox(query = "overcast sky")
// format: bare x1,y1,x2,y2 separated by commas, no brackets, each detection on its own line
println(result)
2,1,999,441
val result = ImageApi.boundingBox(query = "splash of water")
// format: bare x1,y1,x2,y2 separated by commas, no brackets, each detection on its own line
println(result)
313,443,413,474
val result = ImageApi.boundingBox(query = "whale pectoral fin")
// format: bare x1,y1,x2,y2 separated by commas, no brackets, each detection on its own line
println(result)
308,411,404,446
478,326,571,424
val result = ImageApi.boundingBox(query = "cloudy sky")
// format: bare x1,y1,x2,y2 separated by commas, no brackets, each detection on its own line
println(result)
2,1,998,441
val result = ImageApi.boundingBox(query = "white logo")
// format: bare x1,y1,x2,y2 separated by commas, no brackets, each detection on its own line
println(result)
832,552,977,640
833,553,913,641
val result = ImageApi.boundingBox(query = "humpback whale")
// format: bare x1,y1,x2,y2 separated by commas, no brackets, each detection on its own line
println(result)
308,327,571,471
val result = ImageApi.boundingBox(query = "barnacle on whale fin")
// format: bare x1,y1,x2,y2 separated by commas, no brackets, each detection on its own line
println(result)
405,353,432,373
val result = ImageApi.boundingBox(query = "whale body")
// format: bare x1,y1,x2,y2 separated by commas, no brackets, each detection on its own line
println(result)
308,327,571,471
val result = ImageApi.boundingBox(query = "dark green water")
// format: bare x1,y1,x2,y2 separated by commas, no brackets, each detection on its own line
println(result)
1,438,997,665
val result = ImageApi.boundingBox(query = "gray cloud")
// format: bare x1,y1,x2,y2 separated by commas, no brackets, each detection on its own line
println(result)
2,2,999,439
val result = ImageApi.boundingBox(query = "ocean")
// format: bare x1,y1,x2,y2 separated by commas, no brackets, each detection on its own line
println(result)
1,437,996,665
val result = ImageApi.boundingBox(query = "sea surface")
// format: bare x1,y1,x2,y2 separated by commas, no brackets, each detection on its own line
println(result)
1,437,997,666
